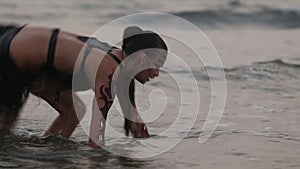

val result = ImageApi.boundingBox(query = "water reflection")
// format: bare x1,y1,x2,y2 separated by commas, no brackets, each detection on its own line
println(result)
0,134,153,169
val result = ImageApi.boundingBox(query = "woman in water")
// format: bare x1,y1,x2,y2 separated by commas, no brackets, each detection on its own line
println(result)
0,24,168,146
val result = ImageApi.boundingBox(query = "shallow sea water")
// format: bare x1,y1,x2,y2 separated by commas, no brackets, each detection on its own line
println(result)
1,0,300,168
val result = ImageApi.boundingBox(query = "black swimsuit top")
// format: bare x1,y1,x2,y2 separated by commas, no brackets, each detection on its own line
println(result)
73,36,121,91
47,29,121,104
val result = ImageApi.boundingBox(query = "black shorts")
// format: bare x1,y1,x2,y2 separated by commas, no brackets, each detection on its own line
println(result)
0,25,28,113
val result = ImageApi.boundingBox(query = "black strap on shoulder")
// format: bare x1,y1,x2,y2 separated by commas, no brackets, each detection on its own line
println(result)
80,45,93,73
108,49,121,64
78,37,122,73
47,28,60,67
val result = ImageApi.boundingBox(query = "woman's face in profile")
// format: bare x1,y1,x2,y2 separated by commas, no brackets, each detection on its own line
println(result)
124,50,164,84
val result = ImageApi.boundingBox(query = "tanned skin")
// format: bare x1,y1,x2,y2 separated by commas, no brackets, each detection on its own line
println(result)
1,25,160,146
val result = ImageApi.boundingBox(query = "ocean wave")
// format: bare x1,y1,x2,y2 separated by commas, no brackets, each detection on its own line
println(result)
172,7,300,29
2,12,66,21
181,59,300,83
254,59,300,68
224,59,300,81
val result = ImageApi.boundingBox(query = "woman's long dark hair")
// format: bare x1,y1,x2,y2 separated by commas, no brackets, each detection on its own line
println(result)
122,26,168,57
121,26,168,135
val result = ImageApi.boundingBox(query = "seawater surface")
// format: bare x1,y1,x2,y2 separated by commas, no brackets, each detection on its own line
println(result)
1,0,300,168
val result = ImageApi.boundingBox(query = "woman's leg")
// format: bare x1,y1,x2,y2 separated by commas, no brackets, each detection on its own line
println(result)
29,79,86,139
43,90,86,138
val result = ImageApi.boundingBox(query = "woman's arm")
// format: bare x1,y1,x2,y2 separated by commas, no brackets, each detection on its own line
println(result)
88,72,115,147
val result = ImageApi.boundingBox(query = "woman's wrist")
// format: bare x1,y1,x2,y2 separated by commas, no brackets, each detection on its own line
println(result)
88,138,105,147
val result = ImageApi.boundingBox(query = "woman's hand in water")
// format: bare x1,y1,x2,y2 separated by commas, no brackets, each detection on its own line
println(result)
88,138,105,147
130,122,150,138
123,110,150,138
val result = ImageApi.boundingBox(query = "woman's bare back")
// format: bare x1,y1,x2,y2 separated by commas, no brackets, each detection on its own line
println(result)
10,26,85,74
